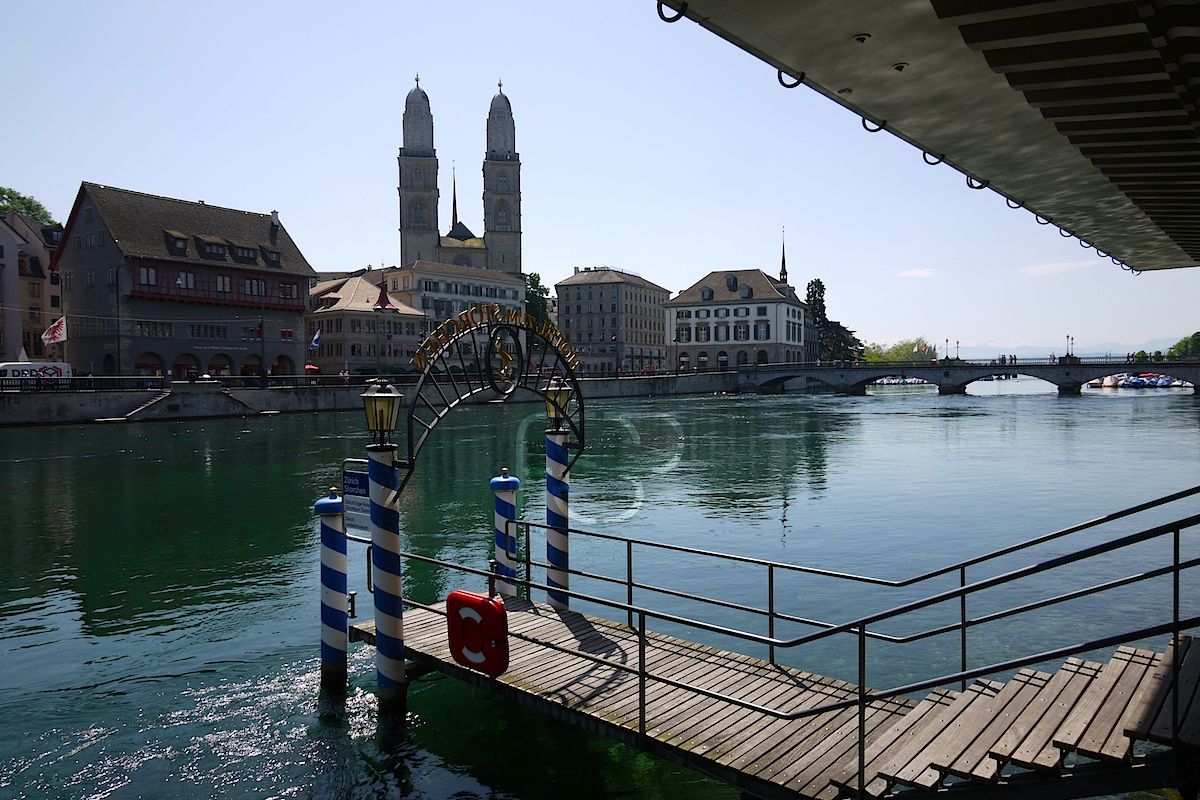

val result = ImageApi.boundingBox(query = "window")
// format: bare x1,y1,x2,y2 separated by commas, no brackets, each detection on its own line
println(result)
279,282,298,299
86,268,94,288
700,287,713,301
754,321,771,340
756,306,768,316
84,208,93,223
203,243,226,257
734,322,750,341
51,296,60,308
715,325,729,342
715,307,729,318
697,309,711,319
262,249,280,266
172,237,188,253
177,271,195,289
412,201,425,225
725,275,737,291
243,278,265,296
137,321,173,338
139,267,157,286
216,275,232,293
414,167,424,187
29,283,41,298
497,202,510,227
734,307,749,317
280,329,294,342
741,285,753,299
243,326,261,340
498,173,509,190
50,272,60,285
232,245,256,262
695,323,710,343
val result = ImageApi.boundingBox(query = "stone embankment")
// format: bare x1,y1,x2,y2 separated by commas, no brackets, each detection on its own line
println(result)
0,372,739,427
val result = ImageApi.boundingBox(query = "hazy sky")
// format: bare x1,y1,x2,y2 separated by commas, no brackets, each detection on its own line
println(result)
7,1,1198,351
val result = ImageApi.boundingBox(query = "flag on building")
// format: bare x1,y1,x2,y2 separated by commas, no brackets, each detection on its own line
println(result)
40,316,67,346
309,328,321,351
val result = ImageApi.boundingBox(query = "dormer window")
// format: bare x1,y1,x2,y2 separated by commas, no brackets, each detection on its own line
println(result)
230,245,257,263
164,229,188,255
726,275,738,291
195,234,227,260
700,287,714,301
740,285,753,299
260,247,281,266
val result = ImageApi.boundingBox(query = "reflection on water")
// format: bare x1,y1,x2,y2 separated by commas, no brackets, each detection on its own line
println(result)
1,387,1199,799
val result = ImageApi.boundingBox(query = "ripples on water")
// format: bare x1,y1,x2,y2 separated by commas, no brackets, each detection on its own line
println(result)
1,387,1198,798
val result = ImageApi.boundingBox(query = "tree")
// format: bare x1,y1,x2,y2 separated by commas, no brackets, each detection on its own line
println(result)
0,186,55,225
524,272,552,327
823,320,864,361
805,279,828,356
1167,332,1200,359
863,337,939,362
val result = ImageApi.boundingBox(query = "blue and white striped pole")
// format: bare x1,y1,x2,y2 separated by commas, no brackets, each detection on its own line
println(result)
491,467,521,598
368,443,406,712
315,487,347,694
546,429,570,609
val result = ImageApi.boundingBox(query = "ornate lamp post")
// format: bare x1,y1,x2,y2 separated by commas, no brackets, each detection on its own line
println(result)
544,375,572,609
360,378,407,712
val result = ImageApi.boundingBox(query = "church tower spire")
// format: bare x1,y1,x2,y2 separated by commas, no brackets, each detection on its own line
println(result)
452,164,459,227
780,227,788,283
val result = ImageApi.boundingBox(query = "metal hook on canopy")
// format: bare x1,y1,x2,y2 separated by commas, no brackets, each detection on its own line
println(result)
862,117,887,133
1111,256,1123,266
1058,227,1073,238
922,151,944,166
1095,249,1109,258
1079,238,1092,248
657,1,687,22
1005,197,1023,209
778,70,804,88
1035,214,1052,225
965,175,988,190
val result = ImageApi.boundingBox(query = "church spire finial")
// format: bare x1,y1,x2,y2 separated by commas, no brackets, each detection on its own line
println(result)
414,73,420,87
780,226,788,283
498,77,503,93
452,163,459,227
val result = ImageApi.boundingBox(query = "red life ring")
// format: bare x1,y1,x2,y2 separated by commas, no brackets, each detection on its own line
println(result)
446,590,509,677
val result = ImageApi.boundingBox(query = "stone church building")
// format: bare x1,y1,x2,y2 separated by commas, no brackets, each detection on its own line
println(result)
397,77,522,275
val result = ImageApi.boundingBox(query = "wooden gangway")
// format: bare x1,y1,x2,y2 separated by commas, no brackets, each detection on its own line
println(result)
339,486,1200,800
352,601,1199,800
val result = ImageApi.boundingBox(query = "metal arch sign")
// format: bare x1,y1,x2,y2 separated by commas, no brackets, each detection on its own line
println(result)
398,303,586,486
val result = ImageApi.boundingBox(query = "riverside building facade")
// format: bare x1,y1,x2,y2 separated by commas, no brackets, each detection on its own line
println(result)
306,274,424,375
52,183,317,377
5,213,64,361
665,268,817,371
555,267,669,375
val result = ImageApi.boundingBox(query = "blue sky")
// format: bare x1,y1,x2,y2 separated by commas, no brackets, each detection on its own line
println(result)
6,1,1198,352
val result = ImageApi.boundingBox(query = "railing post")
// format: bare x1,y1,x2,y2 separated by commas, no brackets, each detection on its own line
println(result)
1173,527,1181,744
626,540,634,628
639,610,647,737
491,467,521,598
857,624,867,798
768,564,776,665
523,523,532,601
546,428,570,609
959,565,968,692
368,443,406,715
315,487,347,697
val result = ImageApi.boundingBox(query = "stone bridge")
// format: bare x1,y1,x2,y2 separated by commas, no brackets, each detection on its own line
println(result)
738,358,1200,396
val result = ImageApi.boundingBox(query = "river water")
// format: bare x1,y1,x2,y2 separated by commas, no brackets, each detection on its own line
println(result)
2,381,1199,799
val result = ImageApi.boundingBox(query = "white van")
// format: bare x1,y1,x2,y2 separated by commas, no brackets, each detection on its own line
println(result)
0,362,73,379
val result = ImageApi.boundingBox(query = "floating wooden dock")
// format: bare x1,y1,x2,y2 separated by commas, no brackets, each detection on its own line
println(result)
350,598,1199,800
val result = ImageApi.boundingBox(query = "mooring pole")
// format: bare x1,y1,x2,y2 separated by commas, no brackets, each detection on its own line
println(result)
545,428,570,609
315,487,347,696
491,467,521,598
368,443,406,714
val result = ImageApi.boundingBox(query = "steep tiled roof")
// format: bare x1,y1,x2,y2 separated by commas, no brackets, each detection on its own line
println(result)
665,269,797,305
310,275,423,316
556,267,668,292
67,182,316,278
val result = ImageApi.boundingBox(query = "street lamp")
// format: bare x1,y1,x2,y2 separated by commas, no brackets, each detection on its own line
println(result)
361,378,403,447
372,282,400,377
545,375,570,430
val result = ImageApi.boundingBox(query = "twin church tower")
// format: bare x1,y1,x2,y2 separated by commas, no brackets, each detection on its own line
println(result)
398,76,522,275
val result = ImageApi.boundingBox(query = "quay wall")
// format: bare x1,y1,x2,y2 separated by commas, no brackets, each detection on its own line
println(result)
0,372,738,428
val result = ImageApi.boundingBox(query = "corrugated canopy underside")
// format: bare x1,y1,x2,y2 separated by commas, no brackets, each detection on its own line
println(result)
660,0,1199,271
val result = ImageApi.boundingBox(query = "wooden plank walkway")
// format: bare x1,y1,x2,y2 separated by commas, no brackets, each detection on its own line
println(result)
350,600,1198,800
